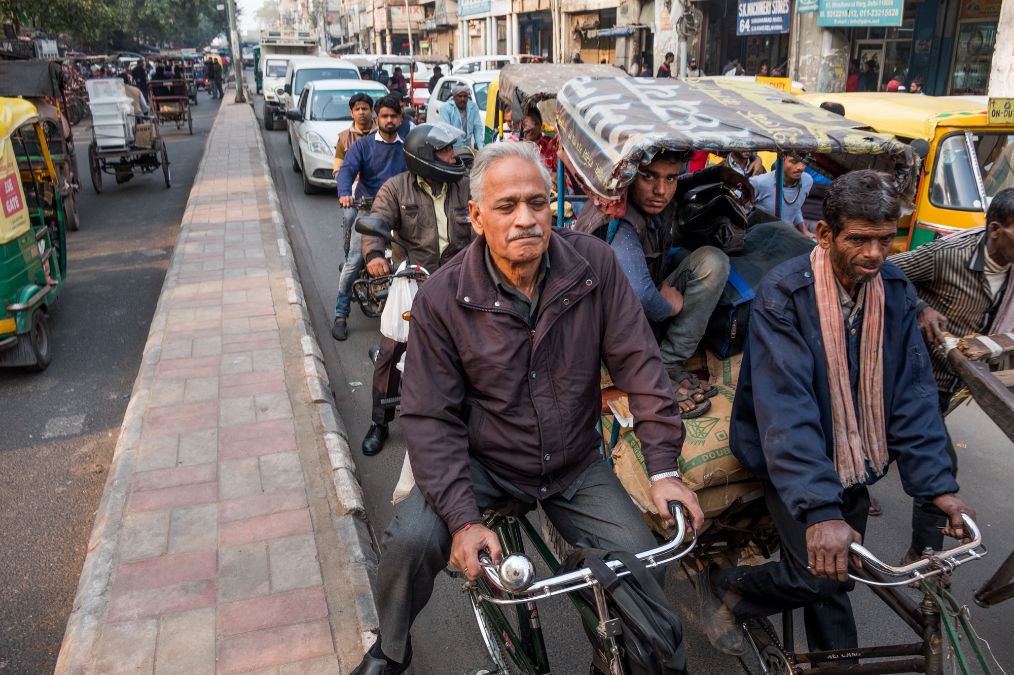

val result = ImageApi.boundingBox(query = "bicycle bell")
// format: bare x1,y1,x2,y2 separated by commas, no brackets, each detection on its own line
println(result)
498,554,536,593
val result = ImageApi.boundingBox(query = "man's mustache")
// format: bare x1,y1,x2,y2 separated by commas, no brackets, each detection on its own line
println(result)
508,228,544,242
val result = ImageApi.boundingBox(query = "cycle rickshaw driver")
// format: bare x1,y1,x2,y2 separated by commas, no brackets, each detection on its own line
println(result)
702,170,977,656
349,141,705,675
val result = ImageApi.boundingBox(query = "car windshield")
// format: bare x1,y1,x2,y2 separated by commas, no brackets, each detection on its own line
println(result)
310,90,378,121
265,61,287,77
295,68,358,94
931,132,1014,210
474,82,489,111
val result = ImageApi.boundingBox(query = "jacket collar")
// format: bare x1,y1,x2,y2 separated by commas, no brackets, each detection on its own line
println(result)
968,230,989,273
455,230,594,313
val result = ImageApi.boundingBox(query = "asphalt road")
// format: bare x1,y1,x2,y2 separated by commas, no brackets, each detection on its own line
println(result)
0,94,220,674
258,94,1014,675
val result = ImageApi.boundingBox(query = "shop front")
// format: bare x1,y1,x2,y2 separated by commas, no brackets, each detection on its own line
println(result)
517,10,553,60
697,0,790,76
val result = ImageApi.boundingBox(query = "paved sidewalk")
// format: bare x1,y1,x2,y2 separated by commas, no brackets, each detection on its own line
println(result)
56,98,377,674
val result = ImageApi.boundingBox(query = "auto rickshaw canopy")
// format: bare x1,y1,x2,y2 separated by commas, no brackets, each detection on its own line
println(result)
798,92,995,141
0,97,40,142
0,98,41,245
556,77,918,203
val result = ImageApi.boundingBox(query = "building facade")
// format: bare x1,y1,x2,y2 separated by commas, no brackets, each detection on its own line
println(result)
325,0,1006,95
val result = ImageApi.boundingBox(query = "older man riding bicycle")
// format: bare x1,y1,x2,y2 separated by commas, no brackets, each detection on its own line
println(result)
349,141,704,675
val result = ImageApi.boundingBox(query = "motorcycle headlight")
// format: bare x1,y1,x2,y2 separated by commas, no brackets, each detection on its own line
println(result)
306,131,331,156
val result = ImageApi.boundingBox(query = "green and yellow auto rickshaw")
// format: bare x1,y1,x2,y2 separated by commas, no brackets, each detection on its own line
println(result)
0,97,67,371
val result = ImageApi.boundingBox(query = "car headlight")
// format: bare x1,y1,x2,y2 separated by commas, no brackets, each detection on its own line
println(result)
275,87,285,98
306,131,331,156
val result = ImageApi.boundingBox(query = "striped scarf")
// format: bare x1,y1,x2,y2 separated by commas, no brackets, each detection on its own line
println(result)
810,246,889,487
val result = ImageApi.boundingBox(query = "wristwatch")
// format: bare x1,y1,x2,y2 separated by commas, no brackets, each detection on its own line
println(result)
649,469,682,484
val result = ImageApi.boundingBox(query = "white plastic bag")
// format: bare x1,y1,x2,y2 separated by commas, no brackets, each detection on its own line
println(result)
380,274,418,343
391,452,416,505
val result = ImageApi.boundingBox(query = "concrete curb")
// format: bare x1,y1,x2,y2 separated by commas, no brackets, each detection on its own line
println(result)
55,95,220,675
245,102,379,654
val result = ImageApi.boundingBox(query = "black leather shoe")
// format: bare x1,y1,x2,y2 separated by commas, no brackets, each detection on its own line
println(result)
362,423,389,456
331,317,349,341
699,563,745,656
349,639,410,675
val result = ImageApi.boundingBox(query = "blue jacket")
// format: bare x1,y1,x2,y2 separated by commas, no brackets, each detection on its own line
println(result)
336,133,407,200
438,99,485,149
731,254,959,525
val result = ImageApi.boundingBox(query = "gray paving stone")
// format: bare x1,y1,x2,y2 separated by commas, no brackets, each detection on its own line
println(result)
268,534,322,593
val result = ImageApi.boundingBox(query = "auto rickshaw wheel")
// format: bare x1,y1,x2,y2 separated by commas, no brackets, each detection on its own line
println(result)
187,108,193,135
65,191,80,231
161,140,171,188
24,310,52,372
88,143,102,194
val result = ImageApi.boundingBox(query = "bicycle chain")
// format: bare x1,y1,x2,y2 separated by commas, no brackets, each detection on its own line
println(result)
757,617,795,672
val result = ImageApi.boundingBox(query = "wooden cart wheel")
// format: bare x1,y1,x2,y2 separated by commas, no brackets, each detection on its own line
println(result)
88,142,102,194
161,140,171,188
187,108,193,135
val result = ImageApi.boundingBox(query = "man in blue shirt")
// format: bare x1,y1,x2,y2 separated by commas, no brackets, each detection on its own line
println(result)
332,94,409,340
749,152,814,237
700,170,975,656
438,84,484,151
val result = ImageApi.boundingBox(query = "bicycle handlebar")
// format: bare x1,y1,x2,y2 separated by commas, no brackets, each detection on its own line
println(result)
849,513,986,587
475,502,695,605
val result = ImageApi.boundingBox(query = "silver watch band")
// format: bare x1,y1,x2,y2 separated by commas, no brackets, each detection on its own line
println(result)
649,469,682,484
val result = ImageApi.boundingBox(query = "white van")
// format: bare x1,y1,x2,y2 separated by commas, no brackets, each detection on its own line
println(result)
266,56,360,130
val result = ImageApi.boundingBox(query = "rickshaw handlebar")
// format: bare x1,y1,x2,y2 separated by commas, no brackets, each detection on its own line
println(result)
849,513,986,586
476,503,695,605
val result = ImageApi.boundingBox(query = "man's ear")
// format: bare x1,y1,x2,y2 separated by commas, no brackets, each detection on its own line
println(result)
814,220,834,249
469,199,483,238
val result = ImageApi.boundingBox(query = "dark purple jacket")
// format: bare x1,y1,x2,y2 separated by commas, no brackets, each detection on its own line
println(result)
401,229,684,533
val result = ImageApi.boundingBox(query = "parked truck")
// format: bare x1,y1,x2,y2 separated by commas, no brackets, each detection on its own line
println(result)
258,28,318,130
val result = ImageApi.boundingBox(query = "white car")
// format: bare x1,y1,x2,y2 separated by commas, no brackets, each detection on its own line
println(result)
286,79,390,193
449,54,542,74
425,71,498,127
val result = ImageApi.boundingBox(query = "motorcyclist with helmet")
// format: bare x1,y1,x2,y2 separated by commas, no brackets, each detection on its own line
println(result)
358,123,476,456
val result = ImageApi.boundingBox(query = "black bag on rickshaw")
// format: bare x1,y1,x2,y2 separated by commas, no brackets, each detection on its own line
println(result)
561,547,689,675
674,182,750,255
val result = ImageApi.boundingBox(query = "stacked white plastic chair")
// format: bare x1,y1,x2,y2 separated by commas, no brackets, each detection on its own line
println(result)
85,78,135,149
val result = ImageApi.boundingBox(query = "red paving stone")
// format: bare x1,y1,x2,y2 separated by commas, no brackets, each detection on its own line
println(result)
142,404,219,438
218,587,328,637
133,462,217,492
112,550,217,593
216,619,333,674
106,579,216,623
222,302,276,320
155,355,223,380
217,509,312,548
219,419,297,459
127,482,218,514
219,489,307,523
219,370,286,398
222,332,281,354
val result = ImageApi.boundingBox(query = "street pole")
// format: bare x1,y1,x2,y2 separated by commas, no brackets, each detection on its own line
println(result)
225,0,247,102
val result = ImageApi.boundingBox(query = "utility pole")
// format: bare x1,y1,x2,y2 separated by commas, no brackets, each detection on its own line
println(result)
225,0,247,102
987,0,1013,97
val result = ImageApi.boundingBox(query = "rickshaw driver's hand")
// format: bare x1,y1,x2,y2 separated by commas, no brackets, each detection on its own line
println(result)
932,494,976,542
339,195,354,208
366,257,390,277
712,166,756,204
650,478,705,532
806,519,862,583
746,155,765,177
917,307,948,346
450,523,502,582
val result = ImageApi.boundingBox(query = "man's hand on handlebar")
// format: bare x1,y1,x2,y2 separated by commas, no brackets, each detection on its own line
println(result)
650,478,705,532
339,195,354,208
931,494,976,542
806,519,862,582
450,523,501,582
366,257,391,277
917,307,948,346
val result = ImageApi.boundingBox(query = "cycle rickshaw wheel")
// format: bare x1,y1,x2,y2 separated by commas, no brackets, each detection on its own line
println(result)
161,140,171,188
88,143,102,194
187,108,193,135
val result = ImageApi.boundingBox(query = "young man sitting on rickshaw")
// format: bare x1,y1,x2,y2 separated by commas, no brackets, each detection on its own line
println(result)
573,153,752,417
700,170,976,656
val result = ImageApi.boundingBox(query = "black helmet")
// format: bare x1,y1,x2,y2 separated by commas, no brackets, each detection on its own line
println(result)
404,123,467,183
676,183,750,254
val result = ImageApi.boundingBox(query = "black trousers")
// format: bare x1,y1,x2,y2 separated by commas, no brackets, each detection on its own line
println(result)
371,336,406,427
715,482,871,652
910,391,957,553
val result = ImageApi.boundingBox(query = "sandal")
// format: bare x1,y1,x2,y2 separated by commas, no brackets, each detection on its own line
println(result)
676,388,712,419
667,366,716,402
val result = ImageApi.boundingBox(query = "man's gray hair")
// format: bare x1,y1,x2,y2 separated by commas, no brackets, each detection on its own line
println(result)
470,141,553,204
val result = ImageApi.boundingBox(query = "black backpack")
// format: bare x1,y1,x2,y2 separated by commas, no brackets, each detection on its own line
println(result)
562,548,689,675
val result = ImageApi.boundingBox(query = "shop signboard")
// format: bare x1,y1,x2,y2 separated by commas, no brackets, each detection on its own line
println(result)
736,0,791,35
756,76,792,92
797,0,818,13
458,0,492,17
817,0,903,27
988,99,1014,125
960,0,1002,19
